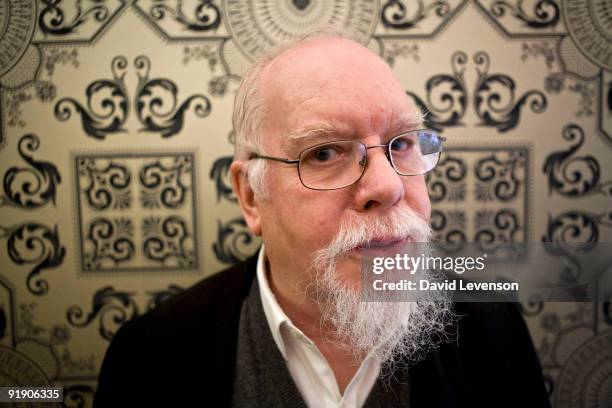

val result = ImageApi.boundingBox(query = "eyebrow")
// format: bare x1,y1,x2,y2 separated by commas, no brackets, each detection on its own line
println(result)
391,111,425,133
283,123,347,153
282,110,426,154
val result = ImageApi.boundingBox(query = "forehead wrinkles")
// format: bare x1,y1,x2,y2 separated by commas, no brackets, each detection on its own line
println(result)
282,90,401,137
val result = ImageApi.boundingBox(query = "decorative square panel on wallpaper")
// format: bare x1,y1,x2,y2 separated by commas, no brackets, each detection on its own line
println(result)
74,151,199,272
428,145,530,261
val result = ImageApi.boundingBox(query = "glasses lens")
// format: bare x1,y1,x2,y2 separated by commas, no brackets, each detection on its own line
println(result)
390,130,442,175
299,141,366,190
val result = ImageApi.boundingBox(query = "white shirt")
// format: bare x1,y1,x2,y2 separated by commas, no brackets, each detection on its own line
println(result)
256,246,381,408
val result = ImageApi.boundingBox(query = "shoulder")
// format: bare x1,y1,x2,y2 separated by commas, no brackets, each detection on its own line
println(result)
121,252,258,347
94,253,259,407
140,254,258,336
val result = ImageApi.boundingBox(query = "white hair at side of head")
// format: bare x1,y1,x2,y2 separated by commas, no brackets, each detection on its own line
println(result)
232,25,365,197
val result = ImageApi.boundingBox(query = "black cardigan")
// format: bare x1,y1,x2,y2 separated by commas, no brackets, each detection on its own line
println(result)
94,253,550,407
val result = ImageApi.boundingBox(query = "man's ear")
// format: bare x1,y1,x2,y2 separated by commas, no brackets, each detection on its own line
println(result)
229,161,262,236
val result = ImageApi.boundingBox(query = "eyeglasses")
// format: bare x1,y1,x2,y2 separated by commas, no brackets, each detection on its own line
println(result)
249,129,446,191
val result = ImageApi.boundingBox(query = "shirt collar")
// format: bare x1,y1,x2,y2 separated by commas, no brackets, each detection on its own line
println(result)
257,244,291,359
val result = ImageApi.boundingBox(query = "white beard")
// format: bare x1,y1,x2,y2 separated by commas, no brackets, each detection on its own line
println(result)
309,206,456,372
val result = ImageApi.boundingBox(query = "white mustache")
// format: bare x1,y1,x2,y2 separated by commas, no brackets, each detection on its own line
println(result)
313,206,432,269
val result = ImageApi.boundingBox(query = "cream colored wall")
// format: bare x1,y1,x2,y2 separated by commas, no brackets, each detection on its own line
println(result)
0,1,610,406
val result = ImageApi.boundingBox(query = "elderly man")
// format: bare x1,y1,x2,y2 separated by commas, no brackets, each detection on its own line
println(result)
95,28,550,407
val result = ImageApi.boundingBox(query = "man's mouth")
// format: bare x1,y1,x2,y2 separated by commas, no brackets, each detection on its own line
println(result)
359,236,410,249
350,236,412,257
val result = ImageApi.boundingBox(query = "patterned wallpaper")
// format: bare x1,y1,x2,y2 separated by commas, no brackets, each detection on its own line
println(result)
0,1,610,406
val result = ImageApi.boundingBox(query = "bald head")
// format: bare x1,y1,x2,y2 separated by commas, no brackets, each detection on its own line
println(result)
260,37,402,97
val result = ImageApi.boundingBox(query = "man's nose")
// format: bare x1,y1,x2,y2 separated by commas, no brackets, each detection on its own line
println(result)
353,147,404,211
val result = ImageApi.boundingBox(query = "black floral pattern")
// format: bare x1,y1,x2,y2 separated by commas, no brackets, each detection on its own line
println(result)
381,0,451,29
1,134,61,209
1,222,65,295
490,0,560,29
543,124,612,198
213,218,256,265
149,0,221,32
66,286,139,341
77,158,131,211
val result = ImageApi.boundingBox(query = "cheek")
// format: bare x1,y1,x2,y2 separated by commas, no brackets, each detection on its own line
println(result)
294,193,347,245
263,171,347,246
403,177,431,220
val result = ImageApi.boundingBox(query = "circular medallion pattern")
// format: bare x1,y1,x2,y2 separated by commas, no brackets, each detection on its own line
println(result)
555,331,612,407
563,0,612,70
0,345,51,386
0,0,37,76
224,0,378,60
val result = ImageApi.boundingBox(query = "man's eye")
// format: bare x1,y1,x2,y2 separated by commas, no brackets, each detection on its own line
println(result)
300,142,357,170
390,137,413,152
311,146,339,162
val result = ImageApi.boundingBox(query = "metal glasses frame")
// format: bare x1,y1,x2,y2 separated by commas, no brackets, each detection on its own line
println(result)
249,129,447,191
